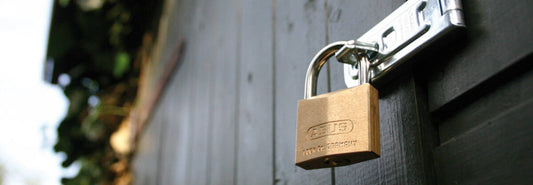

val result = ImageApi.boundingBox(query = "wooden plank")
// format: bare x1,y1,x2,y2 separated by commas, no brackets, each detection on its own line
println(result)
427,0,533,112
132,0,197,184
435,98,533,185
237,0,274,184
332,74,435,185
132,108,164,185
436,54,533,142
412,74,440,185
134,57,194,185
156,57,195,185
134,41,185,138
150,0,199,184
274,0,332,184
173,61,195,185
327,1,439,184
153,102,169,185
208,0,239,184
185,0,215,184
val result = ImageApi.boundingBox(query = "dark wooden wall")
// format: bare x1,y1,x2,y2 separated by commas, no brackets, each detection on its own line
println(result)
132,0,533,184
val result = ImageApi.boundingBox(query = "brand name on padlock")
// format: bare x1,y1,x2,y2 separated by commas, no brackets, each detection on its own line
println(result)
306,120,354,140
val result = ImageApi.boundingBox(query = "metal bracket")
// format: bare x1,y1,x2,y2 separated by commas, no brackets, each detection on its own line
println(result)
340,0,465,88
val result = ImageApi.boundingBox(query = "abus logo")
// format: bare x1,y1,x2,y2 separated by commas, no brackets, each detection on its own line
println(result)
306,120,353,140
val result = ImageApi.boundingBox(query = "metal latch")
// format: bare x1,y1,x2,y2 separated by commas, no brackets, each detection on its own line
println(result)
337,0,465,88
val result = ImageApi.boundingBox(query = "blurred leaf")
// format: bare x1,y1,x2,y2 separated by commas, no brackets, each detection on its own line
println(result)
81,107,105,141
109,23,123,46
76,0,105,11
59,0,70,7
113,52,130,78
62,157,103,185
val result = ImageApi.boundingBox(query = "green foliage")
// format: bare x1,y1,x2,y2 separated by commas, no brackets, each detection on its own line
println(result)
47,0,163,184
114,52,130,78
58,0,69,7
61,158,104,185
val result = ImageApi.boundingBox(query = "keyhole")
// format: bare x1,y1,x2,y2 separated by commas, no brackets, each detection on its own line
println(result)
324,158,350,166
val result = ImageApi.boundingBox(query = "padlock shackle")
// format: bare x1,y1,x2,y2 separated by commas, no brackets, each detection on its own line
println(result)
304,41,347,99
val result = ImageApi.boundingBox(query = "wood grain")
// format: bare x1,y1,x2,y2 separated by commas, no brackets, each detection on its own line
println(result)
133,0,533,185
184,1,214,184
237,0,274,184
132,109,164,185
436,54,533,143
274,0,332,184
207,0,239,184
163,60,195,185
132,0,196,183
333,74,435,185
435,98,533,185
427,0,533,112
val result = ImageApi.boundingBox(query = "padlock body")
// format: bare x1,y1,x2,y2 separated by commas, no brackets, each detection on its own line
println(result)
295,83,380,170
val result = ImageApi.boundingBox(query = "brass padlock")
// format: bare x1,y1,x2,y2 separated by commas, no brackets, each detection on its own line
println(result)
295,41,380,170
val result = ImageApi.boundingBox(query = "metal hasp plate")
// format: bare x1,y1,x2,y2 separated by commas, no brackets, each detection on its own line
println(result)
343,0,465,88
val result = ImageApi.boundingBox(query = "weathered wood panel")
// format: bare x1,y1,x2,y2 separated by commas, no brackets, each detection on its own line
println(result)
274,0,332,184
327,1,438,184
132,0,197,184
208,0,239,184
436,55,533,143
433,54,533,185
158,0,205,184
163,60,195,185
435,98,533,184
132,106,164,185
133,0,533,185
427,0,533,112
332,74,436,185
185,1,215,184
153,4,193,185
424,1,533,184
237,0,274,184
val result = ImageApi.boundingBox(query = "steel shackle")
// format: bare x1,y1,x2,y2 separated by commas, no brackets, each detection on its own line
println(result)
304,40,371,99
304,41,347,99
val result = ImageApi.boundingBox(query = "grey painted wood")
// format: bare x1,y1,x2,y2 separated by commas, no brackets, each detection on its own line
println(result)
274,0,332,184
327,1,438,184
131,1,196,184
129,0,533,184
185,1,214,184
412,75,439,185
427,0,533,112
427,2,533,184
208,0,239,184
332,74,435,185
237,0,274,184
160,0,202,184
155,101,169,185
177,66,195,185
133,107,164,185
158,0,196,66
153,1,195,184
436,55,533,143
435,98,533,185
157,57,194,185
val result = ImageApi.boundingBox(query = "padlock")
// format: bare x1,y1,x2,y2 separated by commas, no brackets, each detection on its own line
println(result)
295,41,380,170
